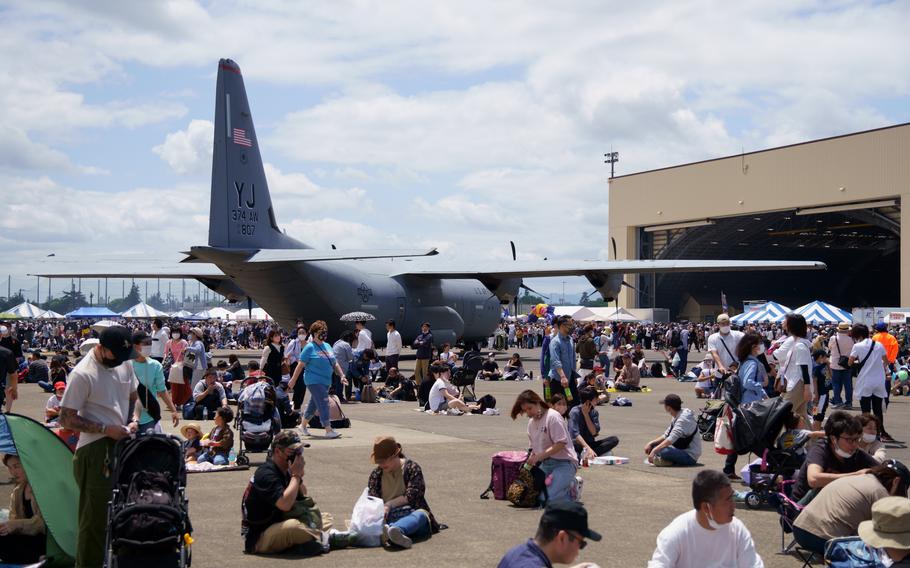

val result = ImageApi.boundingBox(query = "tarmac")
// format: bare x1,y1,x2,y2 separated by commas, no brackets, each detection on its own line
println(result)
6,347,910,567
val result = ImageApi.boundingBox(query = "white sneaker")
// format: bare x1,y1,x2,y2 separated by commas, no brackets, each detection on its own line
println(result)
386,525,412,549
298,425,311,437
324,430,341,439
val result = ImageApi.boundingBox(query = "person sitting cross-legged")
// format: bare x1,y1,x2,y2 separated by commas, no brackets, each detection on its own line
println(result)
568,387,619,460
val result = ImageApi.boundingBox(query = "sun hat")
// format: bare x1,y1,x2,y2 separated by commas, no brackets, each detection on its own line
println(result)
371,436,402,463
180,423,202,438
858,496,910,550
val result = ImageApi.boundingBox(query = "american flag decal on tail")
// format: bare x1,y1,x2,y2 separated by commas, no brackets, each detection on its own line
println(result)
233,128,253,147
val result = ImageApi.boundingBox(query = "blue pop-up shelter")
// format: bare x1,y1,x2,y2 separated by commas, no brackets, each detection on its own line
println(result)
64,307,120,319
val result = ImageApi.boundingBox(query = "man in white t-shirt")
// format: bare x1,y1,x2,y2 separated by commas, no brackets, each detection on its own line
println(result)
427,363,477,414
707,314,744,373
385,319,402,371
149,318,169,362
60,325,139,568
649,470,764,568
355,320,374,351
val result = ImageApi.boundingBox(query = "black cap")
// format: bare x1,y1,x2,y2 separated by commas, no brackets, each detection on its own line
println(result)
100,326,139,363
132,331,151,345
540,502,601,542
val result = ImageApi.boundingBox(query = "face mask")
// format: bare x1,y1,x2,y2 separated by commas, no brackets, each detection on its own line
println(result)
101,356,125,368
834,447,856,459
140,346,151,357
705,504,727,529
720,326,731,334
863,433,877,443
172,333,180,339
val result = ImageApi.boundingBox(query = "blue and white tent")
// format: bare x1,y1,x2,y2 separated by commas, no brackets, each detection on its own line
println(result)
731,301,791,325
793,300,852,324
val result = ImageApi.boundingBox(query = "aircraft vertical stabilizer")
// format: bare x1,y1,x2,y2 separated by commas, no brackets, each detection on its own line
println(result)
209,59,307,250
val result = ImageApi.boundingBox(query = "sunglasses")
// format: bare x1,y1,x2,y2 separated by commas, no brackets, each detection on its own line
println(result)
565,531,587,550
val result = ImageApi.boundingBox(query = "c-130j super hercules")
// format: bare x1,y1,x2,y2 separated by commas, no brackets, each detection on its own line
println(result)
36,59,825,346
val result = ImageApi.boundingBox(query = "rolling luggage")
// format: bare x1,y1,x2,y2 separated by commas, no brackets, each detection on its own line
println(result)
480,450,528,500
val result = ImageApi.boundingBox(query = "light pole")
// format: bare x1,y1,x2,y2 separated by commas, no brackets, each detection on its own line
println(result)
604,150,619,178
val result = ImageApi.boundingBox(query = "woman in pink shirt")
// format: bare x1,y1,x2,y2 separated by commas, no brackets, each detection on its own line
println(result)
510,389,579,504
165,329,191,406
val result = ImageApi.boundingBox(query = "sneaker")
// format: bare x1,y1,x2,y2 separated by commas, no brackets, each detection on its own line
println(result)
652,456,673,467
386,525,412,549
324,430,341,439
328,529,358,549
726,472,743,481
881,433,898,444
381,524,390,546
298,425,311,437
843,404,854,410
319,530,331,553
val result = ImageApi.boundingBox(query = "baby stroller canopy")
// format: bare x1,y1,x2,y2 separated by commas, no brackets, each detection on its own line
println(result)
732,397,793,456
0,413,79,566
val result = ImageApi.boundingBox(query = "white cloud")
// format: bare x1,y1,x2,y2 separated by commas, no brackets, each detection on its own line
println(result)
153,119,214,175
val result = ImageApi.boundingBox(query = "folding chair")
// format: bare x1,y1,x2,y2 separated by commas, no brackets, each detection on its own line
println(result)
771,480,817,567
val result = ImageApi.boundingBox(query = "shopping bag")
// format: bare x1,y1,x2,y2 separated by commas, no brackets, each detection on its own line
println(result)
714,405,735,455
168,365,185,384
349,488,384,547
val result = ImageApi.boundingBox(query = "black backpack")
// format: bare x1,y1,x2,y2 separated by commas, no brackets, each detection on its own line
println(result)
471,394,497,414
111,471,183,552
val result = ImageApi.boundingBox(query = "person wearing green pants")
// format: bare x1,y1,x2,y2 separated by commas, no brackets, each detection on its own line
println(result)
60,326,139,568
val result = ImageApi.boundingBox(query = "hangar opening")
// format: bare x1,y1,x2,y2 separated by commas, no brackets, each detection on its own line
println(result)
608,122,910,319
636,201,900,315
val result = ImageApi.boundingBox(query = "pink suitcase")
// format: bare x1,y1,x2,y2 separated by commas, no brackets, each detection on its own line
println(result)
480,450,529,500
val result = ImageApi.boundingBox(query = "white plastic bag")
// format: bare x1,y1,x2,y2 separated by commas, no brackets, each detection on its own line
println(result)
349,487,385,547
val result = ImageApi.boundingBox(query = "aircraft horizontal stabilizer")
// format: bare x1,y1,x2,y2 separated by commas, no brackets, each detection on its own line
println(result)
244,247,438,263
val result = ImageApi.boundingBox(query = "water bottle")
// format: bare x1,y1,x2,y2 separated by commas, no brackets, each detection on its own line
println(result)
543,382,552,401
564,386,573,402
202,407,209,421
228,448,237,466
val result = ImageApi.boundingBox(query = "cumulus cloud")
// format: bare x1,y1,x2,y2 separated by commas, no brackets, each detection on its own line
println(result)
153,119,214,175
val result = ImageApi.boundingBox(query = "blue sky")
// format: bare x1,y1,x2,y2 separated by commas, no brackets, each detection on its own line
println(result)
2,0,908,303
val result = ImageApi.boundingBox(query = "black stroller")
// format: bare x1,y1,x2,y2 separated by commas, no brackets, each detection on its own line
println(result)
696,374,732,441
235,380,280,465
452,351,484,402
727,396,795,509
105,434,192,568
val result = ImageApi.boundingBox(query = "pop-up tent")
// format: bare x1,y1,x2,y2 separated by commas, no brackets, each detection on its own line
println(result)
65,307,119,319
38,310,65,319
120,302,169,319
8,302,44,319
793,300,852,324
0,413,78,566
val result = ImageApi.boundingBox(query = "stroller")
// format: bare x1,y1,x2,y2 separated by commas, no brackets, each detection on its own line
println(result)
452,351,484,402
105,434,192,568
695,374,732,441
743,447,805,509
234,379,280,466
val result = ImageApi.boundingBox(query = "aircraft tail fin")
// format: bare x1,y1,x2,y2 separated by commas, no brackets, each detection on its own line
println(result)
209,59,307,250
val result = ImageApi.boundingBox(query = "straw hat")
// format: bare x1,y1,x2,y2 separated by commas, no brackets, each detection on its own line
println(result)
180,423,202,438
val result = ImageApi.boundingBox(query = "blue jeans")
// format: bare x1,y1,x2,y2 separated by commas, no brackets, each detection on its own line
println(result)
658,447,697,466
673,348,689,376
390,510,431,540
38,381,55,393
830,368,852,406
197,453,228,465
304,383,332,427
538,458,578,504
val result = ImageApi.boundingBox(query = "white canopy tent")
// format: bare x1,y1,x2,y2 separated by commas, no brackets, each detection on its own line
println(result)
170,310,193,318
203,306,236,320
553,306,584,317
9,302,44,318
120,302,170,319
37,310,65,319
573,307,640,322
90,319,119,333
233,307,273,321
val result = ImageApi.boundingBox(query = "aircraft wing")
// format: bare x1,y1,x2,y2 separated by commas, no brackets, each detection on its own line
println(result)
391,259,826,279
181,246,439,264
29,265,227,279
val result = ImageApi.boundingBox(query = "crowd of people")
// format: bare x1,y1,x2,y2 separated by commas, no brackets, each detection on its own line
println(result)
3,308,910,567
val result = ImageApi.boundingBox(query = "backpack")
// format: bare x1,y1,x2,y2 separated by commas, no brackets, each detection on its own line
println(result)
308,395,351,429
471,394,497,414
360,383,378,403
670,329,681,348
111,472,182,552
824,536,883,567
507,459,548,508
480,450,527,500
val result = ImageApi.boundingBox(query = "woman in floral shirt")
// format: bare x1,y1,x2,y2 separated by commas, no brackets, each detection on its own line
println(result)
367,436,440,549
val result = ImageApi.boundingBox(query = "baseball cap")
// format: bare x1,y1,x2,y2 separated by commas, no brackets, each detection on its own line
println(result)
53,381,66,391
875,322,888,332
539,502,602,542
716,313,731,324
99,326,138,364
271,430,310,452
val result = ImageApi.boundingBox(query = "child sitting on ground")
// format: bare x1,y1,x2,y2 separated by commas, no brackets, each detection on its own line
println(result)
45,381,66,427
776,413,824,456
198,407,235,466
181,422,203,462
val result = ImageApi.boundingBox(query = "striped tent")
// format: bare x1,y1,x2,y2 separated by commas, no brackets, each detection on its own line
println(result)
793,300,852,324
38,310,65,319
9,302,44,318
731,301,791,325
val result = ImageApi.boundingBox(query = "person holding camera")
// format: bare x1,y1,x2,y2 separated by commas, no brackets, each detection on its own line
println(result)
288,321,348,439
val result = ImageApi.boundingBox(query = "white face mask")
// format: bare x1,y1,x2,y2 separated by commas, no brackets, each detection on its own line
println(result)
705,504,728,529
172,333,180,339
719,326,731,334
862,433,877,443
834,447,856,459
140,346,151,357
